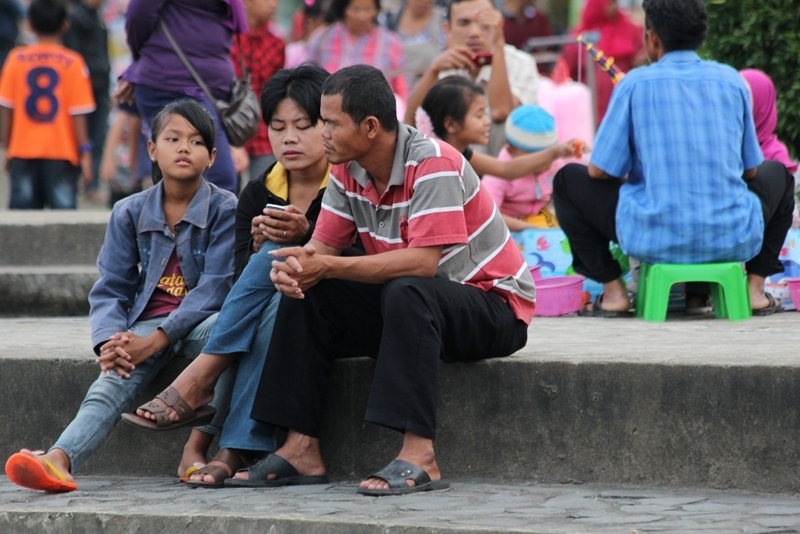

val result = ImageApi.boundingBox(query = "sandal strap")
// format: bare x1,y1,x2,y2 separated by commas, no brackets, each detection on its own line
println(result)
245,454,299,482
365,459,431,490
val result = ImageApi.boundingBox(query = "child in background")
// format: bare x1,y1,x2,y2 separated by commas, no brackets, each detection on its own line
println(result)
0,0,94,209
419,76,584,181
4,99,237,493
482,105,564,230
230,0,285,181
63,0,111,203
100,102,146,207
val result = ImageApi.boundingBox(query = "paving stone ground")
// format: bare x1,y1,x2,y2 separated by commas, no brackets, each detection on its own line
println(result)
2,476,800,533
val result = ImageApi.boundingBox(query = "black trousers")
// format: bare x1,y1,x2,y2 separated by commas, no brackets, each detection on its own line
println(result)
552,160,795,283
250,277,528,440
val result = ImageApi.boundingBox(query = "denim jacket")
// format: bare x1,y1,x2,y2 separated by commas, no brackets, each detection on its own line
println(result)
89,180,237,352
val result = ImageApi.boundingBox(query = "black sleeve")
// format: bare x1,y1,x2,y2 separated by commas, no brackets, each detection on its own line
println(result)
234,180,265,281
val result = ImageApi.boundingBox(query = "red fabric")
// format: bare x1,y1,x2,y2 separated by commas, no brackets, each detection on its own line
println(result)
231,25,285,157
140,251,186,320
563,0,642,123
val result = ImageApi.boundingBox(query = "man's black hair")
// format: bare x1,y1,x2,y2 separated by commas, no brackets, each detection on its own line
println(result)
321,65,398,133
326,0,380,24
446,0,481,22
642,0,707,52
28,0,67,35
261,64,330,126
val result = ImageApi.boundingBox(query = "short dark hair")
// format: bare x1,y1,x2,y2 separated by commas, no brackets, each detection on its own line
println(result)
642,0,707,52
28,0,67,35
150,99,216,183
261,64,330,125
321,65,398,132
421,76,484,140
446,0,480,22
326,0,380,24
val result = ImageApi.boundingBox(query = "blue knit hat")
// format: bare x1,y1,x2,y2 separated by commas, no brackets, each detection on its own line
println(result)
505,105,558,152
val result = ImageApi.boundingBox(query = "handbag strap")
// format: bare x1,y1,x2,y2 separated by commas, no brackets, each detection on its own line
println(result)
158,18,218,107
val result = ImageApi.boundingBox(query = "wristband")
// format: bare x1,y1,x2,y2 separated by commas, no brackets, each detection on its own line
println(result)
79,142,93,154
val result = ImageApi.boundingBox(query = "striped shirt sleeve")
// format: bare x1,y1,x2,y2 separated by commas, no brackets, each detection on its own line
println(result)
313,170,358,250
407,157,469,248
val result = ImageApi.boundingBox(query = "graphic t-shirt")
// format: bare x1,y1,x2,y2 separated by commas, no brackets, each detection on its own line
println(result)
0,42,95,165
140,251,187,320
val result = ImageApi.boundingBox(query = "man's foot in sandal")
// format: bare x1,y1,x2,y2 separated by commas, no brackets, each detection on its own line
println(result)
752,293,784,316
186,449,257,488
358,431,449,496
578,293,632,318
121,386,215,430
226,430,328,488
5,449,76,493
178,428,213,482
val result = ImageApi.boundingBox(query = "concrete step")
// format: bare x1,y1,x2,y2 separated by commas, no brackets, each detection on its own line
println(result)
3,477,800,534
0,211,109,266
0,266,97,316
1,315,799,495
0,212,108,316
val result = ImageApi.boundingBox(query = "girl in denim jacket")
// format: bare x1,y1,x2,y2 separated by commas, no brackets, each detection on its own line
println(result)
5,100,237,492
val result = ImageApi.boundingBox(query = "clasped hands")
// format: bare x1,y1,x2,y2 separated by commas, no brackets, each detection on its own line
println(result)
95,329,169,379
270,243,328,299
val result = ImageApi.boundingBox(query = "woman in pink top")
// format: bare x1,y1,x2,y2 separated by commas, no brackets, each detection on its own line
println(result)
739,69,797,174
307,0,407,99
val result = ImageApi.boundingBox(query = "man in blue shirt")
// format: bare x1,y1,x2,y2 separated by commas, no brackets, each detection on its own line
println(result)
553,0,794,317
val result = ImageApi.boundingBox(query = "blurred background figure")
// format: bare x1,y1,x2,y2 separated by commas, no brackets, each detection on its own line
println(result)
63,0,111,204
0,0,24,69
502,0,554,71
285,0,326,68
380,0,446,90
561,0,644,124
307,0,407,99
230,0,286,183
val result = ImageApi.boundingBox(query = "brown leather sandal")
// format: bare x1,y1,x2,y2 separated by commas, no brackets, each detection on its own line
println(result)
185,449,256,489
121,386,215,431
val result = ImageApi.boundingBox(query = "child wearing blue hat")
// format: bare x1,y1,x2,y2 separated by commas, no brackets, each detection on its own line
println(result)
482,105,587,230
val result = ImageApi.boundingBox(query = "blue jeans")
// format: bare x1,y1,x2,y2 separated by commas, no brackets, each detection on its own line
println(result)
8,158,79,209
201,241,286,452
51,313,229,473
217,292,279,452
133,84,238,194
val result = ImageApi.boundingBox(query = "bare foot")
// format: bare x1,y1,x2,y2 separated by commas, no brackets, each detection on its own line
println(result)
233,431,325,481
359,432,441,490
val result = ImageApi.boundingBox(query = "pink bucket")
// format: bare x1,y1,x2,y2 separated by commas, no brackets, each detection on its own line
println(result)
530,265,543,280
785,278,800,307
534,275,585,317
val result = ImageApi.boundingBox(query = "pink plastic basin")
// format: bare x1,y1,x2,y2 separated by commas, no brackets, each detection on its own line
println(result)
785,278,800,307
534,275,585,317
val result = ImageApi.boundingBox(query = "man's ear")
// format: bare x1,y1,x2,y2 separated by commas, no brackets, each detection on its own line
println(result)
364,116,381,139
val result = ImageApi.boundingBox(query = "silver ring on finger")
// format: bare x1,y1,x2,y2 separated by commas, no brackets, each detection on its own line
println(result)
283,230,287,238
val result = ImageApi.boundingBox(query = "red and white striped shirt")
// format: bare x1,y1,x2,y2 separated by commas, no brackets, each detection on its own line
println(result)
313,125,536,323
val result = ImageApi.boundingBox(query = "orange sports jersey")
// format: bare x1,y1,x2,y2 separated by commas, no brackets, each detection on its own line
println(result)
0,42,95,165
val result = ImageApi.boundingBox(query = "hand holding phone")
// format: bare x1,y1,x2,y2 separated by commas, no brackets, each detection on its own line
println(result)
265,203,285,211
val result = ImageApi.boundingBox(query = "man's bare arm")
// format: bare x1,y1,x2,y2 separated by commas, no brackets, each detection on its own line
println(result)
743,167,757,180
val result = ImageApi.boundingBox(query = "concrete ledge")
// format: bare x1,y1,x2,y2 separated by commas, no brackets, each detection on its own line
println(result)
0,267,97,316
1,315,799,493
0,211,109,266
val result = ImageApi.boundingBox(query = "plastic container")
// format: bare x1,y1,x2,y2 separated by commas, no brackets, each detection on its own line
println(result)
784,278,800,308
529,265,543,280
534,275,585,317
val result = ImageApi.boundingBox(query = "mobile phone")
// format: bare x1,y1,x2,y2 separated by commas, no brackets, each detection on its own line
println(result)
473,52,493,67
265,203,285,211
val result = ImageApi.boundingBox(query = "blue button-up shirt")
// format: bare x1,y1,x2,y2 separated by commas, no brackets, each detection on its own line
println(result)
89,180,237,352
591,50,764,264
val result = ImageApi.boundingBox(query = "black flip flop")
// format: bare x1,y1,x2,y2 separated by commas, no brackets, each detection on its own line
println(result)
223,453,329,488
752,293,784,316
577,294,632,318
357,459,450,496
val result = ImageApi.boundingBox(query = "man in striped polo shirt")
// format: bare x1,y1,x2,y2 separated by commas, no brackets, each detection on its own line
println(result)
237,65,536,495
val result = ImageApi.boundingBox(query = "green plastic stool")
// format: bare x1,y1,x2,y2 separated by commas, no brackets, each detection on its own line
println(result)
635,262,751,322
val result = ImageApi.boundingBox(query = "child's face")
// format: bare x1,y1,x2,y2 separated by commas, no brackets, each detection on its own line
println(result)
268,98,326,172
148,114,216,183
244,0,278,26
453,94,490,146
